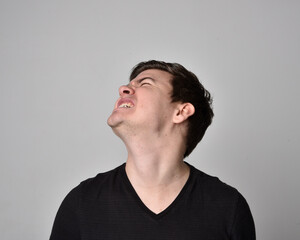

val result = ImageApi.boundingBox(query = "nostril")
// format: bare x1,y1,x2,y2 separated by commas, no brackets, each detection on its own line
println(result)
119,85,134,96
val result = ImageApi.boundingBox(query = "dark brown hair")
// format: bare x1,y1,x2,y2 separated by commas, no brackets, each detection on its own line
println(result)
130,60,214,158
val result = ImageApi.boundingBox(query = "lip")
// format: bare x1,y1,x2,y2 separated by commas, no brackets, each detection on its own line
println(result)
115,97,135,109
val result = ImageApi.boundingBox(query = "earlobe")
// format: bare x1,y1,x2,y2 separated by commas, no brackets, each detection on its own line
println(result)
173,103,195,123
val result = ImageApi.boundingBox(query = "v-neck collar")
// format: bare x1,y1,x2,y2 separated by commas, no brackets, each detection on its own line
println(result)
120,162,194,220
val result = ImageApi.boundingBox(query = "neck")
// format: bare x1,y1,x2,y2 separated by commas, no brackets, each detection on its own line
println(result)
122,131,188,188
117,128,190,214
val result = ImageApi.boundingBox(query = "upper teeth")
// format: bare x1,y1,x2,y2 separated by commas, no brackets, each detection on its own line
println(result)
119,103,133,108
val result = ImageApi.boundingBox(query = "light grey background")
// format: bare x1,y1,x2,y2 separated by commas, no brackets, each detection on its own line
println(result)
1,0,299,239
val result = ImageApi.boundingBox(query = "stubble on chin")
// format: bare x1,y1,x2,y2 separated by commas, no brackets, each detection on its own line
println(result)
108,115,139,140
107,113,120,128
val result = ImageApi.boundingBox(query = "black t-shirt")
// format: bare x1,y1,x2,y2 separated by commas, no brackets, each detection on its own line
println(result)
50,163,255,240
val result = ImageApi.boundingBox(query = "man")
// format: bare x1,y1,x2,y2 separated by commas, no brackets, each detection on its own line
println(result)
50,60,255,239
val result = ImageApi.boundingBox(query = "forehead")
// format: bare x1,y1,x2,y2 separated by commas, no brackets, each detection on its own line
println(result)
130,69,173,84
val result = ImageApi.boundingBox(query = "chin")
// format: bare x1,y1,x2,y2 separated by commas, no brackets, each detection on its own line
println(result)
107,117,117,128
107,114,116,127
107,113,123,129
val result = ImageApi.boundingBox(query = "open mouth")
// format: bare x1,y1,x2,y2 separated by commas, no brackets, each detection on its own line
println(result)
119,102,134,108
117,98,135,109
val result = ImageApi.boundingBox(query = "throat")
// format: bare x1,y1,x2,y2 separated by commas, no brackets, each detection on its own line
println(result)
125,162,190,214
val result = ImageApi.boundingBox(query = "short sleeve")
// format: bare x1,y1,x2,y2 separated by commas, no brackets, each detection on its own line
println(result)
230,193,256,240
49,186,81,240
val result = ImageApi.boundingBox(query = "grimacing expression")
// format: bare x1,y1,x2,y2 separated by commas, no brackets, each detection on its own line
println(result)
107,69,179,136
126,60,214,157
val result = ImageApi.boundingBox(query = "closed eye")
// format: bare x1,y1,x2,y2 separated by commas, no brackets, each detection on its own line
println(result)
140,82,151,86
131,77,155,87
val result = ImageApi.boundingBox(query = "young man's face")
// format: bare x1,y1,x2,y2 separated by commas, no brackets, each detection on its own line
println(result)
107,69,179,137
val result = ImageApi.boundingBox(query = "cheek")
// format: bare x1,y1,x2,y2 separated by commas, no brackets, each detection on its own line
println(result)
137,91,172,114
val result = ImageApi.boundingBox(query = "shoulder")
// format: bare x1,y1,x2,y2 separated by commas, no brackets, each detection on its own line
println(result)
54,164,125,216
77,163,125,196
63,163,125,202
188,163,245,208
187,163,255,238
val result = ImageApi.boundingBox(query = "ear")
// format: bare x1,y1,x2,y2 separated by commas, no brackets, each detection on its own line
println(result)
173,103,195,124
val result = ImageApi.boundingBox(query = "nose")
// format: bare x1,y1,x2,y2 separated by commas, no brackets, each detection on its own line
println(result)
119,84,135,96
